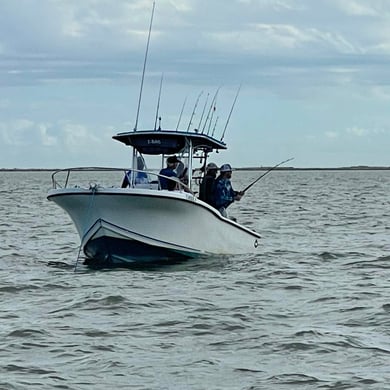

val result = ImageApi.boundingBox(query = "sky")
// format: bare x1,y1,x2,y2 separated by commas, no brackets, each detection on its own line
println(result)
1,0,390,169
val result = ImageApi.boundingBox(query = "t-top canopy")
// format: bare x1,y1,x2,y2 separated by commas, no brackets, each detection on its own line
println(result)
113,130,227,155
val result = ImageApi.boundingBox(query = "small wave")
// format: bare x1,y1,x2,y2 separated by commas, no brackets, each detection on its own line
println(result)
80,295,128,309
323,336,390,355
279,342,318,351
267,373,321,385
83,330,112,337
192,359,217,366
283,285,303,290
319,251,346,260
0,313,19,320
339,306,369,312
318,380,360,389
155,320,184,327
294,330,324,337
311,296,337,303
48,294,131,315
346,258,390,269
0,381,19,390
0,284,40,293
3,364,55,375
353,377,379,385
7,329,47,338
377,254,390,261
47,261,74,269
92,345,116,352
235,367,264,373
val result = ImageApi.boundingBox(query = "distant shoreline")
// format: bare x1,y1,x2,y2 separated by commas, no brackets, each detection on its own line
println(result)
1,166,390,172
236,166,390,171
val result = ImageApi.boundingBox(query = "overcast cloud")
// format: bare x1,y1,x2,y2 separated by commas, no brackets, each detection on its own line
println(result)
1,0,390,168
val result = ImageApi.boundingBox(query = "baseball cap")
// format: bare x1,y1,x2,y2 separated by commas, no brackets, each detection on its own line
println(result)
167,155,180,164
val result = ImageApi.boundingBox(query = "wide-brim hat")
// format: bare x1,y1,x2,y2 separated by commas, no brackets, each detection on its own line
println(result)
220,163,233,172
206,162,218,171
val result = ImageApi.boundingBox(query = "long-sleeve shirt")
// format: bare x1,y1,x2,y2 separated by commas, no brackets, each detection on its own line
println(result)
159,167,177,190
214,177,236,209
199,174,216,206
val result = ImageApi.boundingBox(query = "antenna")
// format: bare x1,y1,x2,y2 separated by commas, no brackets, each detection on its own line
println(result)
176,96,187,131
187,91,203,131
221,84,241,141
154,73,164,130
134,1,155,131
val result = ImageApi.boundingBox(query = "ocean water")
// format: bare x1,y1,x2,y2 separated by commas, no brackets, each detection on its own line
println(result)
1,169,390,389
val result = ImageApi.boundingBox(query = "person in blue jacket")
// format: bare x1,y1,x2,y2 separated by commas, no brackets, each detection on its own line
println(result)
159,155,180,190
214,164,244,217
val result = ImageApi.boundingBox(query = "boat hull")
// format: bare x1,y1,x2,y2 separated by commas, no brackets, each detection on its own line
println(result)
47,187,261,266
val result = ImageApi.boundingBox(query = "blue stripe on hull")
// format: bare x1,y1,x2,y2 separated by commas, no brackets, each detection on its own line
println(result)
83,237,195,268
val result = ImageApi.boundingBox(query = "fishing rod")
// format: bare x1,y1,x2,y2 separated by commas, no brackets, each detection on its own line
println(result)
202,87,220,134
197,92,209,131
221,84,241,141
176,96,187,131
241,157,294,193
154,73,164,130
134,1,155,131
211,116,219,137
187,91,203,131
207,95,217,135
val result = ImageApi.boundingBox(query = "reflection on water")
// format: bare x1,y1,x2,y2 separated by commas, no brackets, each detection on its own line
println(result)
1,170,390,389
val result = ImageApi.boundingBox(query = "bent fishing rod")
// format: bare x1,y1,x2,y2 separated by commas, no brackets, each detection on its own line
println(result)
241,157,294,193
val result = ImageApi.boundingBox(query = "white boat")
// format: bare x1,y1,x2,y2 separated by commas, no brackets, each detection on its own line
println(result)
47,130,261,267
47,3,261,267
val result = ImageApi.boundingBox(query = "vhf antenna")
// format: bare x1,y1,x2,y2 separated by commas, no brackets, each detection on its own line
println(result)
154,73,164,130
134,1,155,131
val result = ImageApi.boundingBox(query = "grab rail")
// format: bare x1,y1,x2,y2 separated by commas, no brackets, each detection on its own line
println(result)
50,167,193,194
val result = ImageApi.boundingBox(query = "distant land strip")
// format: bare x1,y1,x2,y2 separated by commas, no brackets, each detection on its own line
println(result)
236,166,390,171
1,166,390,172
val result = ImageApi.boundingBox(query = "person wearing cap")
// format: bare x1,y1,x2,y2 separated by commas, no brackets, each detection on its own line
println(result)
159,155,180,190
214,163,244,217
199,162,218,206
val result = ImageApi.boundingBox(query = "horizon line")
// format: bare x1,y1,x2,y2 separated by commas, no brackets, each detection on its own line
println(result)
1,165,390,172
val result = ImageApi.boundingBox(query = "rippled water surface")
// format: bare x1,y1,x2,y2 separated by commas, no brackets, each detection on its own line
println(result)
1,170,390,389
